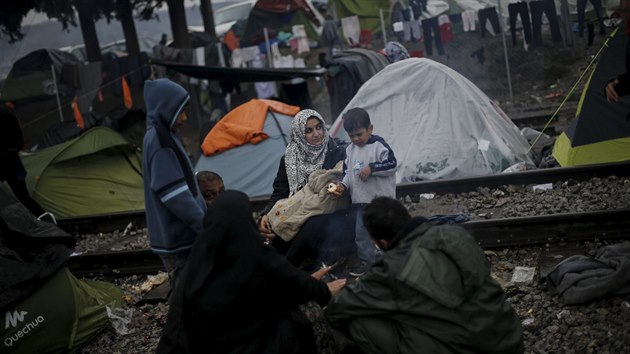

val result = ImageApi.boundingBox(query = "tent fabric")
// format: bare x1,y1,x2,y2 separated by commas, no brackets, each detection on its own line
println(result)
255,0,320,24
0,184,75,310
333,0,390,34
21,126,144,218
553,23,630,166
0,267,123,354
240,3,322,46
326,48,390,119
201,99,300,156
195,100,295,198
0,48,80,102
330,58,534,182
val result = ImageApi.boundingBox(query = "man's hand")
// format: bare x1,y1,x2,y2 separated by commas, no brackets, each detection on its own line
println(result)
311,266,331,280
358,165,372,181
606,80,620,103
326,279,347,296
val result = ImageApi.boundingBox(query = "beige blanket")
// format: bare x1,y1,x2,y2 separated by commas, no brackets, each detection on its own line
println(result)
268,165,348,241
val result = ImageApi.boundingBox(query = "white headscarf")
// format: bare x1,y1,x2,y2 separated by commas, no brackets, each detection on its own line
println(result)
284,109,329,196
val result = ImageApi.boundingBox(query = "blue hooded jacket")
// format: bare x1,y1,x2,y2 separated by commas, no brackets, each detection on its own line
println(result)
142,79,206,255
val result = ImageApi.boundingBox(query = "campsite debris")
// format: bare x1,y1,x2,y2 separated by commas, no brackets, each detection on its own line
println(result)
529,94,543,103
545,91,563,99
532,183,554,192
521,318,536,327
556,310,570,320
70,174,629,353
134,272,169,293
80,239,630,353
106,306,134,335
502,162,529,173
122,222,134,237
511,266,537,283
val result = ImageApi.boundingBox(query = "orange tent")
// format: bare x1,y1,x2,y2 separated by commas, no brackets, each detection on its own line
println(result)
201,99,300,156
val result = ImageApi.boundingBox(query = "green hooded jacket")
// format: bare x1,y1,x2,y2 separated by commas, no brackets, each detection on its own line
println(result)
326,220,524,354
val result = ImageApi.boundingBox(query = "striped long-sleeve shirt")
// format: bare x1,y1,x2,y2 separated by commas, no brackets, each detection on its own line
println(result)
341,135,397,204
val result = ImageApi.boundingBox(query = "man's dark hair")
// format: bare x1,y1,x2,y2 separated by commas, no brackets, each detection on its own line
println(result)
343,107,371,132
363,197,411,241
196,170,224,184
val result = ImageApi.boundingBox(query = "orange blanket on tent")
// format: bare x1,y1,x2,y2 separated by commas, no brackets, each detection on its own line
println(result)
201,99,300,156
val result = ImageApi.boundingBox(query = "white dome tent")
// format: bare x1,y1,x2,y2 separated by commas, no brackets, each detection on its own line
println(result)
329,58,534,182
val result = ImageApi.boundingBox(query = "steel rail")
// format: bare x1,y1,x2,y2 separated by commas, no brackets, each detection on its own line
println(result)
68,249,162,278
57,161,630,234
396,160,630,196
463,208,630,248
67,209,630,276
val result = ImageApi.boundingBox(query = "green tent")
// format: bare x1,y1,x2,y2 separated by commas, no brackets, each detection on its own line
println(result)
333,0,390,34
553,23,630,166
21,126,144,218
0,267,122,354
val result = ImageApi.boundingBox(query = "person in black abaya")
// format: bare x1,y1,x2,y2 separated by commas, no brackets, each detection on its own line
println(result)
157,190,346,354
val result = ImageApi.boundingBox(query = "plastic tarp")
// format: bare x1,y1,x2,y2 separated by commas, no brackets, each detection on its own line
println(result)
21,126,144,218
195,102,294,198
326,48,390,118
330,58,534,182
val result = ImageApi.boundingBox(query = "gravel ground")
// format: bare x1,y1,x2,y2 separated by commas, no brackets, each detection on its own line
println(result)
74,175,630,353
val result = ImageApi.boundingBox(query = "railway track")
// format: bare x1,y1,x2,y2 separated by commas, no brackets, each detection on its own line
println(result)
67,208,630,277
58,161,630,234
64,160,630,276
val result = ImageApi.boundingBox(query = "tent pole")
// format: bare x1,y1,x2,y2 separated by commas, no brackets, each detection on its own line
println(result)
380,8,387,44
264,28,273,68
217,42,226,67
51,64,64,122
330,0,338,21
560,0,573,48
498,0,513,101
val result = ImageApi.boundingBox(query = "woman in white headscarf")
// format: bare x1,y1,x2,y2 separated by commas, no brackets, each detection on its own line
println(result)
258,109,349,260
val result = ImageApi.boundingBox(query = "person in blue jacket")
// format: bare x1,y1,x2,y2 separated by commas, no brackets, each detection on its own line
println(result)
142,79,206,294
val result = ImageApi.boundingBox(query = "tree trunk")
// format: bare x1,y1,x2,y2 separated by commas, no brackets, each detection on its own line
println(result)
117,0,140,55
199,0,217,39
76,0,102,62
167,0,191,48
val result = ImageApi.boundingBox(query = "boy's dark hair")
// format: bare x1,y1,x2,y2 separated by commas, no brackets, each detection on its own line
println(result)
363,197,411,241
343,107,371,132
196,170,224,184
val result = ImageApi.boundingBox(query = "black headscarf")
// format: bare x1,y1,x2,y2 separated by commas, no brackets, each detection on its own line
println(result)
158,190,330,354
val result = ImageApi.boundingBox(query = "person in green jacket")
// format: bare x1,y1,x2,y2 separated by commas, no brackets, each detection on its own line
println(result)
325,197,524,354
